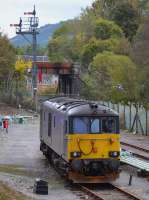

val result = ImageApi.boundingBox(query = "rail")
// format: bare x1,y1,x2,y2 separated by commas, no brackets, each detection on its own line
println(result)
78,183,143,200
121,141,149,161
121,142,149,154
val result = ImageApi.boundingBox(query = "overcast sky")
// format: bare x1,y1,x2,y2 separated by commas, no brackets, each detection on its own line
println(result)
0,0,94,38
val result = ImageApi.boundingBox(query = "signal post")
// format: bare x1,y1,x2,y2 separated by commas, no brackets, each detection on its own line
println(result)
11,6,39,111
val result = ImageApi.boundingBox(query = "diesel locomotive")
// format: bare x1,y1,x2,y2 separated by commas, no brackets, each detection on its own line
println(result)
40,97,120,183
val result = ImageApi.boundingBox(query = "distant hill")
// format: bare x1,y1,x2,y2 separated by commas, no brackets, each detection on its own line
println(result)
10,23,61,47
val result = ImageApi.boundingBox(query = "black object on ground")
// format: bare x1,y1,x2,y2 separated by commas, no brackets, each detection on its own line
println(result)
33,179,48,195
128,174,133,185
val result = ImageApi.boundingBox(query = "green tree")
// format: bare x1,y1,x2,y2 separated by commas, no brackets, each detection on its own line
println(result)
48,21,84,62
47,0,146,106
112,1,140,41
87,52,138,102
0,35,16,99
0,35,16,81
132,20,149,104
132,19,149,66
16,45,47,56
80,18,123,68
53,23,70,38
138,0,149,16
114,38,131,56
90,0,139,18
91,0,119,18
81,73,98,100
94,18,123,40
48,37,64,62
48,35,79,62
81,37,120,67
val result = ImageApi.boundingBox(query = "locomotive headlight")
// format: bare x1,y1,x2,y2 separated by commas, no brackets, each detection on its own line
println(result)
109,151,120,158
71,151,81,158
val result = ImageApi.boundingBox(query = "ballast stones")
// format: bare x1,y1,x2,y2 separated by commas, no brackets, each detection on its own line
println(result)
33,179,48,195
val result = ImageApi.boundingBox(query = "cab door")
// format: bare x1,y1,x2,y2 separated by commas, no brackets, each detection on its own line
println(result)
62,119,68,160
47,113,52,144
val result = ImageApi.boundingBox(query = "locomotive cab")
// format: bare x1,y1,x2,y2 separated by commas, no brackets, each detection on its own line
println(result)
67,115,120,178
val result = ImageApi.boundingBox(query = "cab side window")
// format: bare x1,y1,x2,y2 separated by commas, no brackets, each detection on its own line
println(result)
48,113,52,136
43,112,46,121
54,116,56,128
64,120,67,134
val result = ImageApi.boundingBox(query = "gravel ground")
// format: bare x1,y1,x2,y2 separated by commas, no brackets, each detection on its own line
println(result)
0,112,80,200
0,173,81,200
114,166,149,200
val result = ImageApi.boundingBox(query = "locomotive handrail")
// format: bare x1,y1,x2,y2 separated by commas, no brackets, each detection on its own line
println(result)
78,138,114,141
64,137,117,141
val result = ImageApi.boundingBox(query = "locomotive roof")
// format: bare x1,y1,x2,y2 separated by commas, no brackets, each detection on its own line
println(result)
43,97,118,116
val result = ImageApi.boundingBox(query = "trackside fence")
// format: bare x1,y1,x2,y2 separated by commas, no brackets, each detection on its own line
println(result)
101,101,149,136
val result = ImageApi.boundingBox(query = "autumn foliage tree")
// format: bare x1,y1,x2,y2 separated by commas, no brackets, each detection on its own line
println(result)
0,35,16,94
15,58,32,79
0,35,16,80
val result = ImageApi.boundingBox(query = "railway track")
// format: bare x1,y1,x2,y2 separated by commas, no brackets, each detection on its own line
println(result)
121,142,149,154
78,183,143,200
121,142,149,161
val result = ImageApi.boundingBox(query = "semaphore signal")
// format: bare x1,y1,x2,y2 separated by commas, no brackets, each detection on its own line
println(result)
10,5,39,111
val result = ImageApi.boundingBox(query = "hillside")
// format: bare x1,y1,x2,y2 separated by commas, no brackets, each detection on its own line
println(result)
10,23,61,47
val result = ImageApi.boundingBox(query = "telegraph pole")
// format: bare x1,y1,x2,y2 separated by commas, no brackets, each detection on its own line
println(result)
11,5,39,111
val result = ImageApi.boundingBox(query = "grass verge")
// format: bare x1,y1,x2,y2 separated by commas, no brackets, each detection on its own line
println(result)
0,181,28,200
